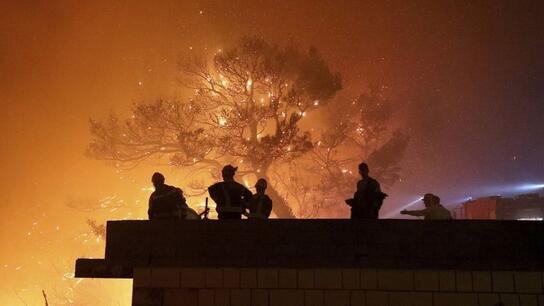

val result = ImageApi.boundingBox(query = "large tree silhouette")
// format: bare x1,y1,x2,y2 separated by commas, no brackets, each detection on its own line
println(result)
87,37,342,218
88,37,409,218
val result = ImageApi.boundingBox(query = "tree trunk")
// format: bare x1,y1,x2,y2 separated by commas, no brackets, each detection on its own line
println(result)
263,173,296,218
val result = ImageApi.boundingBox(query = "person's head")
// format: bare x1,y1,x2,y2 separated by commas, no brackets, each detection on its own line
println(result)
152,172,165,189
221,164,237,181
423,193,439,207
255,178,267,193
358,162,370,178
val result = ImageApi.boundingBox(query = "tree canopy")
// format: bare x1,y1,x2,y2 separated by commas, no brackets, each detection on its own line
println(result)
87,37,407,218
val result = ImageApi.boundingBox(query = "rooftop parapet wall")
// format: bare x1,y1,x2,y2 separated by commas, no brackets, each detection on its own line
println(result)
75,219,544,278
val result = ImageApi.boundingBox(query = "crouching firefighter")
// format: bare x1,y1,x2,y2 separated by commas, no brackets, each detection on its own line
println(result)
148,172,184,220
208,165,253,220
246,178,273,219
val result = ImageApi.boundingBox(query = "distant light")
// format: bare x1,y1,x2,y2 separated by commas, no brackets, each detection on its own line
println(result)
450,196,473,203
517,218,543,221
515,183,544,192
474,183,544,196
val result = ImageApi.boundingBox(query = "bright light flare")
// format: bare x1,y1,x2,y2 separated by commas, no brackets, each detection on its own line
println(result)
515,183,544,192
449,196,474,203
383,197,423,218
470,182,544,197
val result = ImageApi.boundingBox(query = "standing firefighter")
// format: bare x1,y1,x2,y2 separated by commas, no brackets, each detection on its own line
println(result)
247,178,273,219
148,172,183,220
346,163,387,219
208,165,253,220
401,193,452,220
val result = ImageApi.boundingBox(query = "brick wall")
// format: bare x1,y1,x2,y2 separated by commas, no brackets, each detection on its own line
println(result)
74,220,544,305
132,268,544,306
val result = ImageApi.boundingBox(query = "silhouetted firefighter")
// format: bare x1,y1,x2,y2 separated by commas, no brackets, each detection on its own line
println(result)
246,178,273,219
401,193,452,220
148,172,200,220
208,165,253,220
346,163,387,219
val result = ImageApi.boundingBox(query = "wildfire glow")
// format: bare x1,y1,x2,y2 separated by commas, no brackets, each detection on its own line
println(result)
4,2,537,305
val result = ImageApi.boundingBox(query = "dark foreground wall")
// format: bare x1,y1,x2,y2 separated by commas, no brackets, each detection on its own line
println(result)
78,219,544,273
75,220,544,306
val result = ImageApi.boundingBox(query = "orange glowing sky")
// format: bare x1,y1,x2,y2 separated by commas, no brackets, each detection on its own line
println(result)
2,1,543,304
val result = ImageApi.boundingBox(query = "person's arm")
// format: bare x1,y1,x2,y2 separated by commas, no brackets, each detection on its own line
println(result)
355,180,364,193
175,188,189,208
400,208,427,217
148,196,154,219
242,185,253,200
240,185,253,208
374,181,382,193
264,196,273,218
208,184,219,203
372,181,382,207
351,181,363,207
